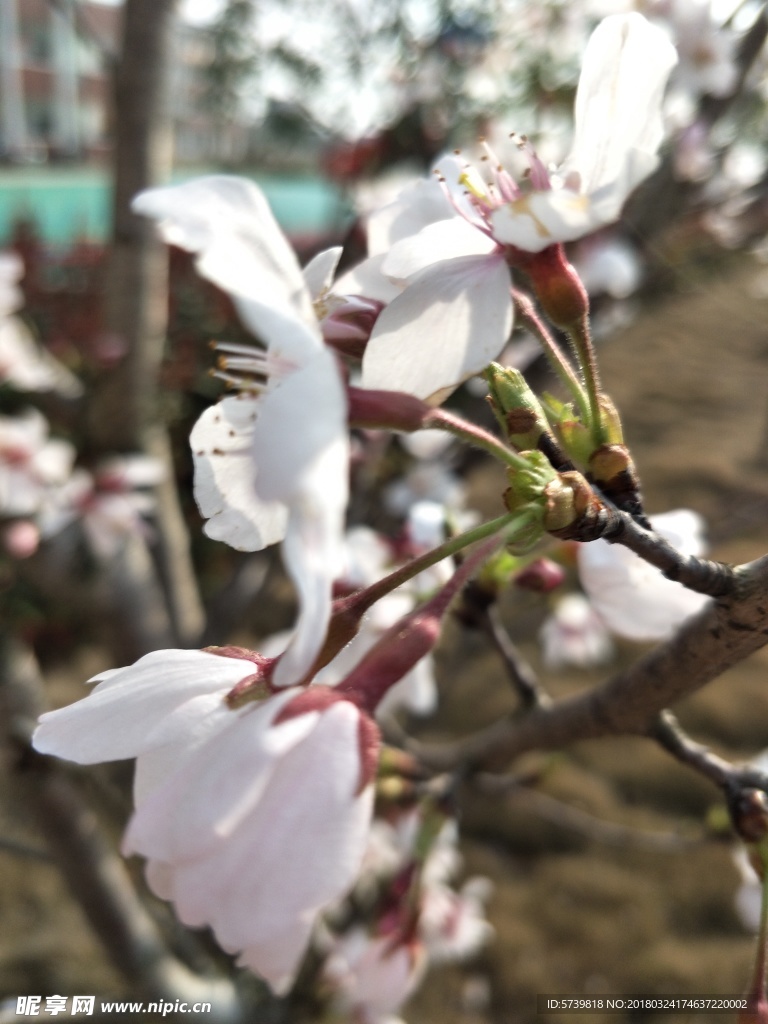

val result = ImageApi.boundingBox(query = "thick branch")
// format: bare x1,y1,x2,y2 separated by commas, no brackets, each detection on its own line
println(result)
416,554,768,771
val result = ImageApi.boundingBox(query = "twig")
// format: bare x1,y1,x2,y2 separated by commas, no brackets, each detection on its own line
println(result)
563,502,737,598
472,773,704,851
409,554,768,772
471,598,551,710
650,710,737,789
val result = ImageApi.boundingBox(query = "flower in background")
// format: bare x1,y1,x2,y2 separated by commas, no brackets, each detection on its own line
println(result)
322,927,424,1024
0,251,82,397
39,455,164,560
540,592,614,669
134,176,350,687
577,509,710,641
0,408,75,517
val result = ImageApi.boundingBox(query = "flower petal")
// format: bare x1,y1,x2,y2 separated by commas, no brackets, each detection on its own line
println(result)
140,701,374,993
566,13,678,202
382,218,496,283
302,247,343,299
578,510,709,641
32,650,252,763
362,254,513,401
250,348,348,506
133,176,321,362
190,395,288,552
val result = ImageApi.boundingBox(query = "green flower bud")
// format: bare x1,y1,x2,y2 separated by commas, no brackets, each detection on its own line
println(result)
485,363,553,450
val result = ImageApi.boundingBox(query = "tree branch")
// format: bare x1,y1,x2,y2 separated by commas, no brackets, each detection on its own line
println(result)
413,554,768,772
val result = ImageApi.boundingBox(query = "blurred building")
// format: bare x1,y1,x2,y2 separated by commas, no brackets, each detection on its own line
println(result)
0,0,238,165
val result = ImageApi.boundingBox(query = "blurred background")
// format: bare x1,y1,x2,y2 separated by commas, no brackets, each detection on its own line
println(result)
4,1,768,1021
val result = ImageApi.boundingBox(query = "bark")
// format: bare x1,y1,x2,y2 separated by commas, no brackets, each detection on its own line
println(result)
88,0,204,645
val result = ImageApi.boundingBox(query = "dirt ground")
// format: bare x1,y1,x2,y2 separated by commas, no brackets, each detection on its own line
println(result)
3,254,768,1023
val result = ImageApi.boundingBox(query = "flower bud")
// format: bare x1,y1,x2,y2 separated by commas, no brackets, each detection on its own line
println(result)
542,471,604,539
502,451,557,516
514,557,566,593
484,363,551,450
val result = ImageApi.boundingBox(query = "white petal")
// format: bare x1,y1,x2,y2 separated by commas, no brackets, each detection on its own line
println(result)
566,13,678,201
362,254,513,401
303,247,343,299
143,701,374,992
0,318,83,397
334,253,402,304
367,176,455,255
272,482,346,688
250,348,348,506
190,395,288,552
32,650,252,763
491,189,599,251
382,218,496,282
133,176,321,362
124,689,312,861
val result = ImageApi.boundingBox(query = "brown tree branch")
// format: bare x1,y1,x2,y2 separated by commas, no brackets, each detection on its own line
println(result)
413,554,768,772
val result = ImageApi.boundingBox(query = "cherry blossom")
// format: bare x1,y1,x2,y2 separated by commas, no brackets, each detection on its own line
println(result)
490,13,678,250
539,592,614,669
32,648,379,994
133,176,350,686
0,251,82,397
39,456,164,560
322,928,424,1024
361,13,677,400
0,408,75,517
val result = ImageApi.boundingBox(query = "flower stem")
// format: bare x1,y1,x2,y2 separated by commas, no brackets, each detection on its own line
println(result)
313,511,533,677
513,288,591,425
565,315,603,442
354,511,530,613
425,407,530,471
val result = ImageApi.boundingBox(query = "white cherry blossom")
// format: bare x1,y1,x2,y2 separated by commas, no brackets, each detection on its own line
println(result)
491,13,678,250
134,176,349,686
0,408,75,517
539,592,614,669
361,13,676,400
33,648,379,994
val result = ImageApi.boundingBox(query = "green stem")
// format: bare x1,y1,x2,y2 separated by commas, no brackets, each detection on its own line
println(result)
513,288,591,425
425,407,530,471
352,511,529,614
565,315,603,443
